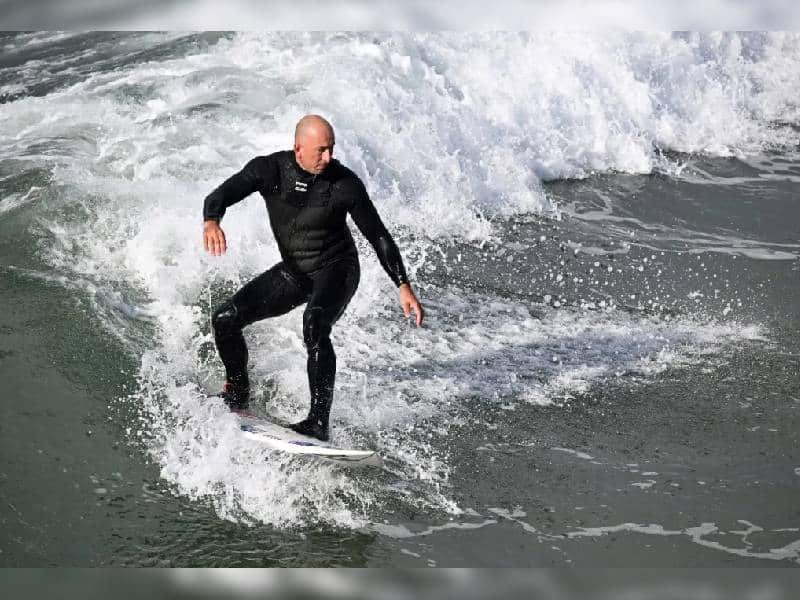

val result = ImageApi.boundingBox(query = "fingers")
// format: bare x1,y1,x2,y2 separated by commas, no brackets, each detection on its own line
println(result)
413,300,424,326
203,229,227,256
205,232,216,255
403,299,424,326
216,230,227,254
399,286,424,327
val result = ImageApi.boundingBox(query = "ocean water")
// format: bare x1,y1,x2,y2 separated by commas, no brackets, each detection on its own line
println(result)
0,31,798,567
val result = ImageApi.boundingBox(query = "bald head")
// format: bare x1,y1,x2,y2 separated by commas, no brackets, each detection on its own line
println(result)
293,115,335,175
295,114,334,143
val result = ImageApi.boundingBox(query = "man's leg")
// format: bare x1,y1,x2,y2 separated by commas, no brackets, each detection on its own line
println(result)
290,259,360,440
212,263,310,408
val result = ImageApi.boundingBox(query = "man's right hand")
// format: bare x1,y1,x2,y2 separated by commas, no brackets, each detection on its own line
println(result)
203,220,227,256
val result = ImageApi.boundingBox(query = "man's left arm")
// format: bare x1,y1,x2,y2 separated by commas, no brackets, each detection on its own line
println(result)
346,178,424,326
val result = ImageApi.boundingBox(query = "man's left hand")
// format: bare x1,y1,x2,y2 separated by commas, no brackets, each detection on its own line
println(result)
399,283,424,327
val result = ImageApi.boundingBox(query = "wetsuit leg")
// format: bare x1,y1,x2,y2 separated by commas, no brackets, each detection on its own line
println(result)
290,258,360,441
212,263,311,398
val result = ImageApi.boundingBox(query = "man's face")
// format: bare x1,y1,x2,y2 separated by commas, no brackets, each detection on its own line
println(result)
294,125,335,175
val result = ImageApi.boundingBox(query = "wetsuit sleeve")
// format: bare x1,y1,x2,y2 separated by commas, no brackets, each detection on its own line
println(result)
345,177,410,287
203,156,271,222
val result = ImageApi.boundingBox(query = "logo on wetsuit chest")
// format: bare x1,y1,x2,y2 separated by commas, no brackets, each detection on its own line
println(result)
294,181,308,192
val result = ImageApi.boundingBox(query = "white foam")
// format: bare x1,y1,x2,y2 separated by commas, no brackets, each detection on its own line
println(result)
567,520,800,563
6,33,800,238
551,447,595,461
0,185,43,214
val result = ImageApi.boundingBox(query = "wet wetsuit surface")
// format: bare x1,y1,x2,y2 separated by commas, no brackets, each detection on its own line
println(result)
204,151,408,439
204,150,408,285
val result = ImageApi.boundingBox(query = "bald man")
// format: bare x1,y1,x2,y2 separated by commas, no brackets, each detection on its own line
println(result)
202,115,423,441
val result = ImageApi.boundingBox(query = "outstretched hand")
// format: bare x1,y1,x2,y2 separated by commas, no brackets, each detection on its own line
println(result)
399,283,424,327
203,220,227,256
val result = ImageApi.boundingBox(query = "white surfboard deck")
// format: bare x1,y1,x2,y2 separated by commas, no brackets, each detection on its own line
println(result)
237,412,382,468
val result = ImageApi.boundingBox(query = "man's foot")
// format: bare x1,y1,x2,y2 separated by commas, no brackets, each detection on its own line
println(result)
288,418,329,442
217,381,250,412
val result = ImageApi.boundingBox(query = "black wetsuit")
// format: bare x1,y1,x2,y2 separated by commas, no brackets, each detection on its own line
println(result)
203,150,409,439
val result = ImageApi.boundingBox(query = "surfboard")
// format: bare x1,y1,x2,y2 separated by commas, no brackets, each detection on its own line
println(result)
237,412,382,468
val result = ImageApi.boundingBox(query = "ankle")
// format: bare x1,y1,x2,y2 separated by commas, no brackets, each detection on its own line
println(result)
224,380,250,394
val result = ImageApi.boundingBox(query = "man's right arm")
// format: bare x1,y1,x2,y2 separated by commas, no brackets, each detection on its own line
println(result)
203,156,269,222
203,156,272,256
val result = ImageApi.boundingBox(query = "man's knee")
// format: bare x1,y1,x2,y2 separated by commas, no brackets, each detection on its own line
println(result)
212,300,240,338
303,307,332,349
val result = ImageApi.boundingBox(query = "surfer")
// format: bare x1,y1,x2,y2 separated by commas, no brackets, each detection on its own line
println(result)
202,114,423,441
